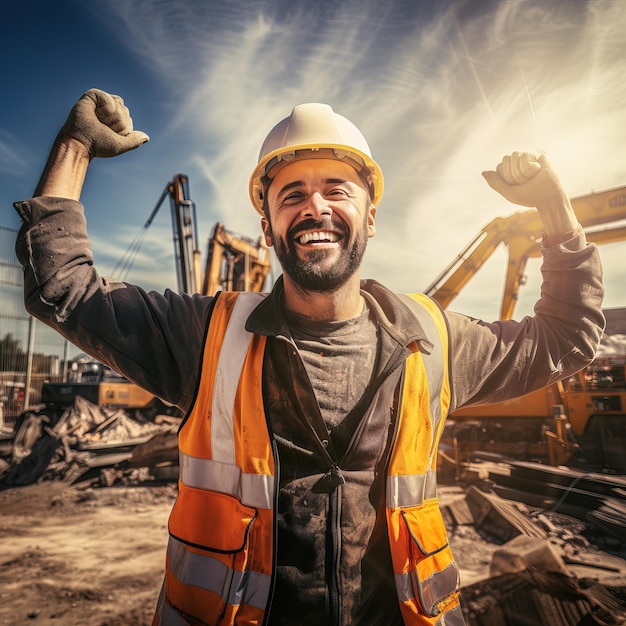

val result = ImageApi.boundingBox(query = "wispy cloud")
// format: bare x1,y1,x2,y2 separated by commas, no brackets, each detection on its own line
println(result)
0,130,27,176
94,0,626,317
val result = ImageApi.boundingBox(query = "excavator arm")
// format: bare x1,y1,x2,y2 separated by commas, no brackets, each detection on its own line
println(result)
433,183,626,471
202,222,271,296
425,184,626,319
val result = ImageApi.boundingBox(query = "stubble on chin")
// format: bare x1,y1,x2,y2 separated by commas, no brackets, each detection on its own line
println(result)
272,230,367,293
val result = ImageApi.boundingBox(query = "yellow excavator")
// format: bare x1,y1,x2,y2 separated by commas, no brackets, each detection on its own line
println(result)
165,173,271,297
429,184,626,472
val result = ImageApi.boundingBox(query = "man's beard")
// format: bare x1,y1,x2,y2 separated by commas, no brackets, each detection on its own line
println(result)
269,216,368,293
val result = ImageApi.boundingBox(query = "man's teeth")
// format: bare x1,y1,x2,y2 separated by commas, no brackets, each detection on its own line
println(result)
298,231,338,244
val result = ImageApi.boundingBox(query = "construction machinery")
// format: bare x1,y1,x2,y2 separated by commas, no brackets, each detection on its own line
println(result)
138,173,271,297
431,184,626,473
40,356,157,411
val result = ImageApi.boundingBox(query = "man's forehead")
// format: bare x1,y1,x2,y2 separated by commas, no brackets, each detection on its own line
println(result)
270,158,366,189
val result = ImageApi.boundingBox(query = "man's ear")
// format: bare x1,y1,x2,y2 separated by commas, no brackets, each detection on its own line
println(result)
367,205,376,238
261,216,274,247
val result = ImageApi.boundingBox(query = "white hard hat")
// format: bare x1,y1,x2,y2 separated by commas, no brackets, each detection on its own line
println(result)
249,103,384,214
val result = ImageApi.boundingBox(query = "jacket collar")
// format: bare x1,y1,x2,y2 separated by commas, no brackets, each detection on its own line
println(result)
245,275,435,353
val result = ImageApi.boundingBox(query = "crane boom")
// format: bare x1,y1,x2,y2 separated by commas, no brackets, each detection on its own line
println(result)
168,174,202,295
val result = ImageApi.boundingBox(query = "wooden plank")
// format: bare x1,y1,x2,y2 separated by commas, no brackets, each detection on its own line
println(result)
465,486,546,543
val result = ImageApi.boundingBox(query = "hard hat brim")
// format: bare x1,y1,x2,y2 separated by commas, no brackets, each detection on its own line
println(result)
249,144,383,215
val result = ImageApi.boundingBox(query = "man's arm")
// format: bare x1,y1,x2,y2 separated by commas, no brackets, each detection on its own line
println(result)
15,90,209,412
35,138,89,200
448,151,605,410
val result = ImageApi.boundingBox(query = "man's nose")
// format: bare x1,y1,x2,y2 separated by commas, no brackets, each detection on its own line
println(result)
302,192,332,218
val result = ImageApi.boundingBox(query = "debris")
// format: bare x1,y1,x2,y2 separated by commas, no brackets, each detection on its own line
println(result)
489,535,569,577
441,477,626,625
128,430,179,469
487,460,626,548
465,485,546,543
460,569,626,626
0,396,177,489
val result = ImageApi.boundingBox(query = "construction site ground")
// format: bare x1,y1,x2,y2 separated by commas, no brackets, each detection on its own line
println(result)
0,480,175,626
1,472,625,625
0,481,498,626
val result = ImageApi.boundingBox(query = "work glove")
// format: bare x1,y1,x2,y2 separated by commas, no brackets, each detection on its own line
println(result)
59,88,149,159
482,151,567,211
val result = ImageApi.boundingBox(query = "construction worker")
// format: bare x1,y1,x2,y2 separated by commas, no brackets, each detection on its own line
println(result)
14,89,604,625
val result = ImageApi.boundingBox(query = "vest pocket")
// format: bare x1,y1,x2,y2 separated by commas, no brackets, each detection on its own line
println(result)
169,486,257,552
400,499,460,617
166,487,259,624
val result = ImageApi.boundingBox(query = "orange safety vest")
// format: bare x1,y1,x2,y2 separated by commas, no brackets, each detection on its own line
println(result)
155,291,465,626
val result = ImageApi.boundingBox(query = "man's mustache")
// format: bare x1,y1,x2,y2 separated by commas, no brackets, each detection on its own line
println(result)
288,217,348,240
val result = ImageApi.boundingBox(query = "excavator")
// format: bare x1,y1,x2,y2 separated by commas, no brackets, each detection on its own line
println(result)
164,173,271,297
40,174,271,412
430,183,626,473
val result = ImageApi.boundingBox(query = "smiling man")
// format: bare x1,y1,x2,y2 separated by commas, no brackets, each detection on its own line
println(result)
14,90,604,626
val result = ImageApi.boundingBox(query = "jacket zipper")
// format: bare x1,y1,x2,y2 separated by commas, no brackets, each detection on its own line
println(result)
340,343,407,461
325,345,407,625
327,483,342,624
261,433,281,625
277,334,410,624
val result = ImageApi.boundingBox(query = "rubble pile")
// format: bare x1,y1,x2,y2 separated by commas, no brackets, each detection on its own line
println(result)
0,396,179,489
443,486,626,625
487,460,626,548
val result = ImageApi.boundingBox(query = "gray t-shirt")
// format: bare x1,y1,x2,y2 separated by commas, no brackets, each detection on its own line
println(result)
286,305,378,430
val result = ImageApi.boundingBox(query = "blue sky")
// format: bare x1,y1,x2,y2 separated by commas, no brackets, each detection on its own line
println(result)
2,0,625,324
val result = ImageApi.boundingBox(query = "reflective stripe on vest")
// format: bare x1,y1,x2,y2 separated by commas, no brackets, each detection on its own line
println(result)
179,451,274,509
387,294,464,625
178,290,274,510
387,293,450,508
168,537,272,608
210,292,264,465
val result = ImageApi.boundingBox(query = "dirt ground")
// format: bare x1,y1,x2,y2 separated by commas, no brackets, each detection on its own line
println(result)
0,480,494,626
0,480,177,626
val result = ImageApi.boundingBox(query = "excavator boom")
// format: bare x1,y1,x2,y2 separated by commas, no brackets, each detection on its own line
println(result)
426,184,626,319
202,222,271,296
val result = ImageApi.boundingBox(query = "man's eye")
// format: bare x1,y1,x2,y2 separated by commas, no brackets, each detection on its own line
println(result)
283,192,304,203
328,189,348,197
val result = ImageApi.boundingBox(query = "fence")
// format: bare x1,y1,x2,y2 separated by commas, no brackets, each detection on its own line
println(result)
0,226,67,427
